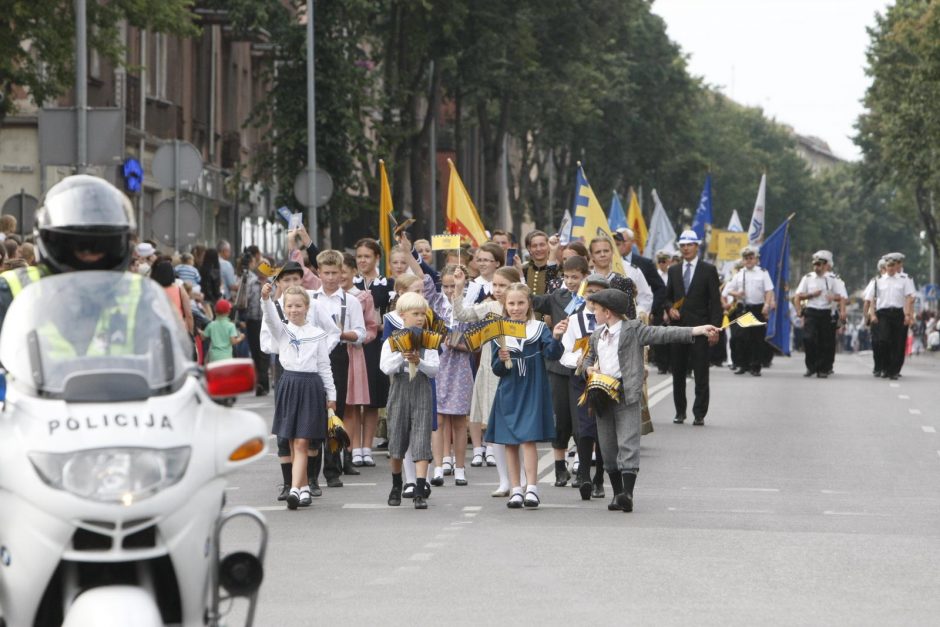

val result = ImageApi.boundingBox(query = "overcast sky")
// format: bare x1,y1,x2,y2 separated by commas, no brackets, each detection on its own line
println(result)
652,0,893,161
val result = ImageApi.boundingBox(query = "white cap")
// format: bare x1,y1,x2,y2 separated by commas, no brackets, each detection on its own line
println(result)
677,229,701,245
812,250,833,264
136,242,156,258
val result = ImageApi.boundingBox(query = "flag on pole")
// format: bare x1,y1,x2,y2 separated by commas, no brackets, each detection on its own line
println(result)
446,159,488,247
607,191,628,232
646,189,678,256
626,187,648,254
558,209,573,245
748,173,766,245
727,209,744,233
570,163,624,275
759,215,793,356
378,160,394,275
691,174,713,243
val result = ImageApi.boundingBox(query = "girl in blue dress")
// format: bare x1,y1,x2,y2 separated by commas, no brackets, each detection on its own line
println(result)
485,283,568,509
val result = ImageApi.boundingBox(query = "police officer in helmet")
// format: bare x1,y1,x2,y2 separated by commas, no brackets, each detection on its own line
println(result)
0,175,135,327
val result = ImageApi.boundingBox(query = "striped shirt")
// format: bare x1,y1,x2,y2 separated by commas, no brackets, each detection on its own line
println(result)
175,263,201,286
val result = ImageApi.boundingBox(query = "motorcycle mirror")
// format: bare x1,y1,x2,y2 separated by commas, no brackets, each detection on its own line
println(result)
205,359,256,399
219,551,264,597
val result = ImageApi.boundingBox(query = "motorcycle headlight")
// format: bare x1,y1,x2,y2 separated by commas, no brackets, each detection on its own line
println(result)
28,447,191,505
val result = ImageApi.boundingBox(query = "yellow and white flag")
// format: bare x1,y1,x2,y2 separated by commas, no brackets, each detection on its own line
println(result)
570,163,624,275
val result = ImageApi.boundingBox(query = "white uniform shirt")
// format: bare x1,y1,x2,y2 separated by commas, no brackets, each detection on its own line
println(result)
463,276,493,306
595,320,623,379
261,299,336,401
795,272,845,311
311,286,366,345
862,273,914,309
724,266,774,306
379,338,440,377
260,292,340,355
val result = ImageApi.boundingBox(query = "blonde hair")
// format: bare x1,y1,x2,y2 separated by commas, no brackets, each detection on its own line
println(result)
395,291,428,314
504,282,535,320
282,285,310,307
394,273,421,293
316,249,344,269
494,266,521,284
415,238,431,250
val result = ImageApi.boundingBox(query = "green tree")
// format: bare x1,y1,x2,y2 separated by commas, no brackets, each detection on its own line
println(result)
857,0,940,267
0,0,197,123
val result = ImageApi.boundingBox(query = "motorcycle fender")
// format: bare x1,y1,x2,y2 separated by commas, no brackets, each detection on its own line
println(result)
62,585,162,627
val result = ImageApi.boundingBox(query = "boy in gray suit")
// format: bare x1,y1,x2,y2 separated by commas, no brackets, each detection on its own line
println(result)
582,289,718,512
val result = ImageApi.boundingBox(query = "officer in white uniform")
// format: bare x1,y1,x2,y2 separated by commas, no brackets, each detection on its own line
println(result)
723,246,774,376
862,257,888,376
862,253,915,379
793,250,846,378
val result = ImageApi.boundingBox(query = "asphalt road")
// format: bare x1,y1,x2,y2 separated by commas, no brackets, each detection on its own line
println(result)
221,350,940,626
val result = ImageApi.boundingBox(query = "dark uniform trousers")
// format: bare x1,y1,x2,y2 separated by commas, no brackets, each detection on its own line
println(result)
741,304,767,372
670,336,711,419
876,308,906,377
802,308,834,374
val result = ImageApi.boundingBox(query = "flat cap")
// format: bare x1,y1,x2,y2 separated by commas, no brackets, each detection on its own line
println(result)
276,260,305,279
584,273,611,289
587,288,630,316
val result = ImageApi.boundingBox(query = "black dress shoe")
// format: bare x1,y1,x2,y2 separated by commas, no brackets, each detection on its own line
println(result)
889,374,899,380
803,370,815,377
326,476,343,488
733,367,748,375
692,416,705,426
579,481,592,501
816,372,828,379
431,475,444,487
591,481,605,499
614,492,634,512
277,485,289,501
387,486,402,506
750,370,761,377
554,468,571,487
308,480,322,497
873,370,883,378
413,495,428,509
343,462,361,476
673,413,687,424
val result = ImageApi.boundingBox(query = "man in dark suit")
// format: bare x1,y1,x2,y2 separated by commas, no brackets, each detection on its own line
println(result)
614,227,666,318
663,230,723,425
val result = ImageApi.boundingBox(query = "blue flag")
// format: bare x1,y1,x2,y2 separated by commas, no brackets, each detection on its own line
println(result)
607,191,628,232
759,216,792,356
691,174,713,242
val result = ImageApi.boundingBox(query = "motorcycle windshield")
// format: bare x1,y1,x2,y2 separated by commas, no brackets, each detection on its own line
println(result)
0,271,193,401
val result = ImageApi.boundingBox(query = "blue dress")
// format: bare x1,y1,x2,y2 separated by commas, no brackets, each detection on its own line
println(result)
485,321,563,445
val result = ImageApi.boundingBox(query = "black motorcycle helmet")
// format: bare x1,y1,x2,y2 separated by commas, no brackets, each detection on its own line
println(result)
35,175,136,273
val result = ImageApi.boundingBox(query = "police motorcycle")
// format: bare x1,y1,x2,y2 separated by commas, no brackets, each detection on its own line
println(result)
0,271,268,626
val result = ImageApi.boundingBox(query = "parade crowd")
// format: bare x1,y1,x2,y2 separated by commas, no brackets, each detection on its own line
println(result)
120,223,922,514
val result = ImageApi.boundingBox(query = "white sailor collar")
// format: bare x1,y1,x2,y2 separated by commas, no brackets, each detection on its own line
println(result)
503,320,546,351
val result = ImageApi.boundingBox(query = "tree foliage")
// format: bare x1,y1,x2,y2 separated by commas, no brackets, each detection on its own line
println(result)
0,0,197,122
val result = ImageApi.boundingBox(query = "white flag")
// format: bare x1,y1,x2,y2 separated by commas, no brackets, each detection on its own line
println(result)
727,209,744,232
558,209,573,245
646,189,678,255
747,173,766,245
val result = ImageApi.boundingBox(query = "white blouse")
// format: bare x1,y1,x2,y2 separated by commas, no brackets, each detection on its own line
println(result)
261,299,336,401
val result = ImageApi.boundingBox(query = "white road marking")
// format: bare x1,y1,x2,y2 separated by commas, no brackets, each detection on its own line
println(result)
922,426,936,433
649,377,672,395
537,503,582,509
409,553,432,561
225,486,240,491
464,513,478,518
820,489,851,494
396,566,420,573
890,383,900,388
667,507,773,514
462,506,482,511
537,449,557,484
720,487,780,492
649,387,671,409
424,542,445,549
898,394,910,400
823,511,890,517
909,409,922,415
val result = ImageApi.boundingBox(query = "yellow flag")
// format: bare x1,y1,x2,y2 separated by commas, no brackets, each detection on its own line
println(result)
722,311,766,329
379,160,393,273
432,234,461,251
446,159,488,247
570,164,624,275
627,188,648,254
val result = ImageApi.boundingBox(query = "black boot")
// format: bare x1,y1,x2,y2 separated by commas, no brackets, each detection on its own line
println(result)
591,472,605,499
577,437,594,500
342,450,361,476
553,460,570,487
616,471,636,513
607,471,624,511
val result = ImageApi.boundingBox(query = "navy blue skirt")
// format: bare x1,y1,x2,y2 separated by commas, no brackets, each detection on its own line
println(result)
272,370,327,441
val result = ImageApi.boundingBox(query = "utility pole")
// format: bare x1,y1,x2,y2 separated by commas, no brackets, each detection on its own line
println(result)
305,0,317,245
75,0,88,173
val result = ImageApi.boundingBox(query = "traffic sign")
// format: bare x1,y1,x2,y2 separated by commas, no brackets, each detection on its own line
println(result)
924,283,938,301
152,141,203,190
293,167,334,208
